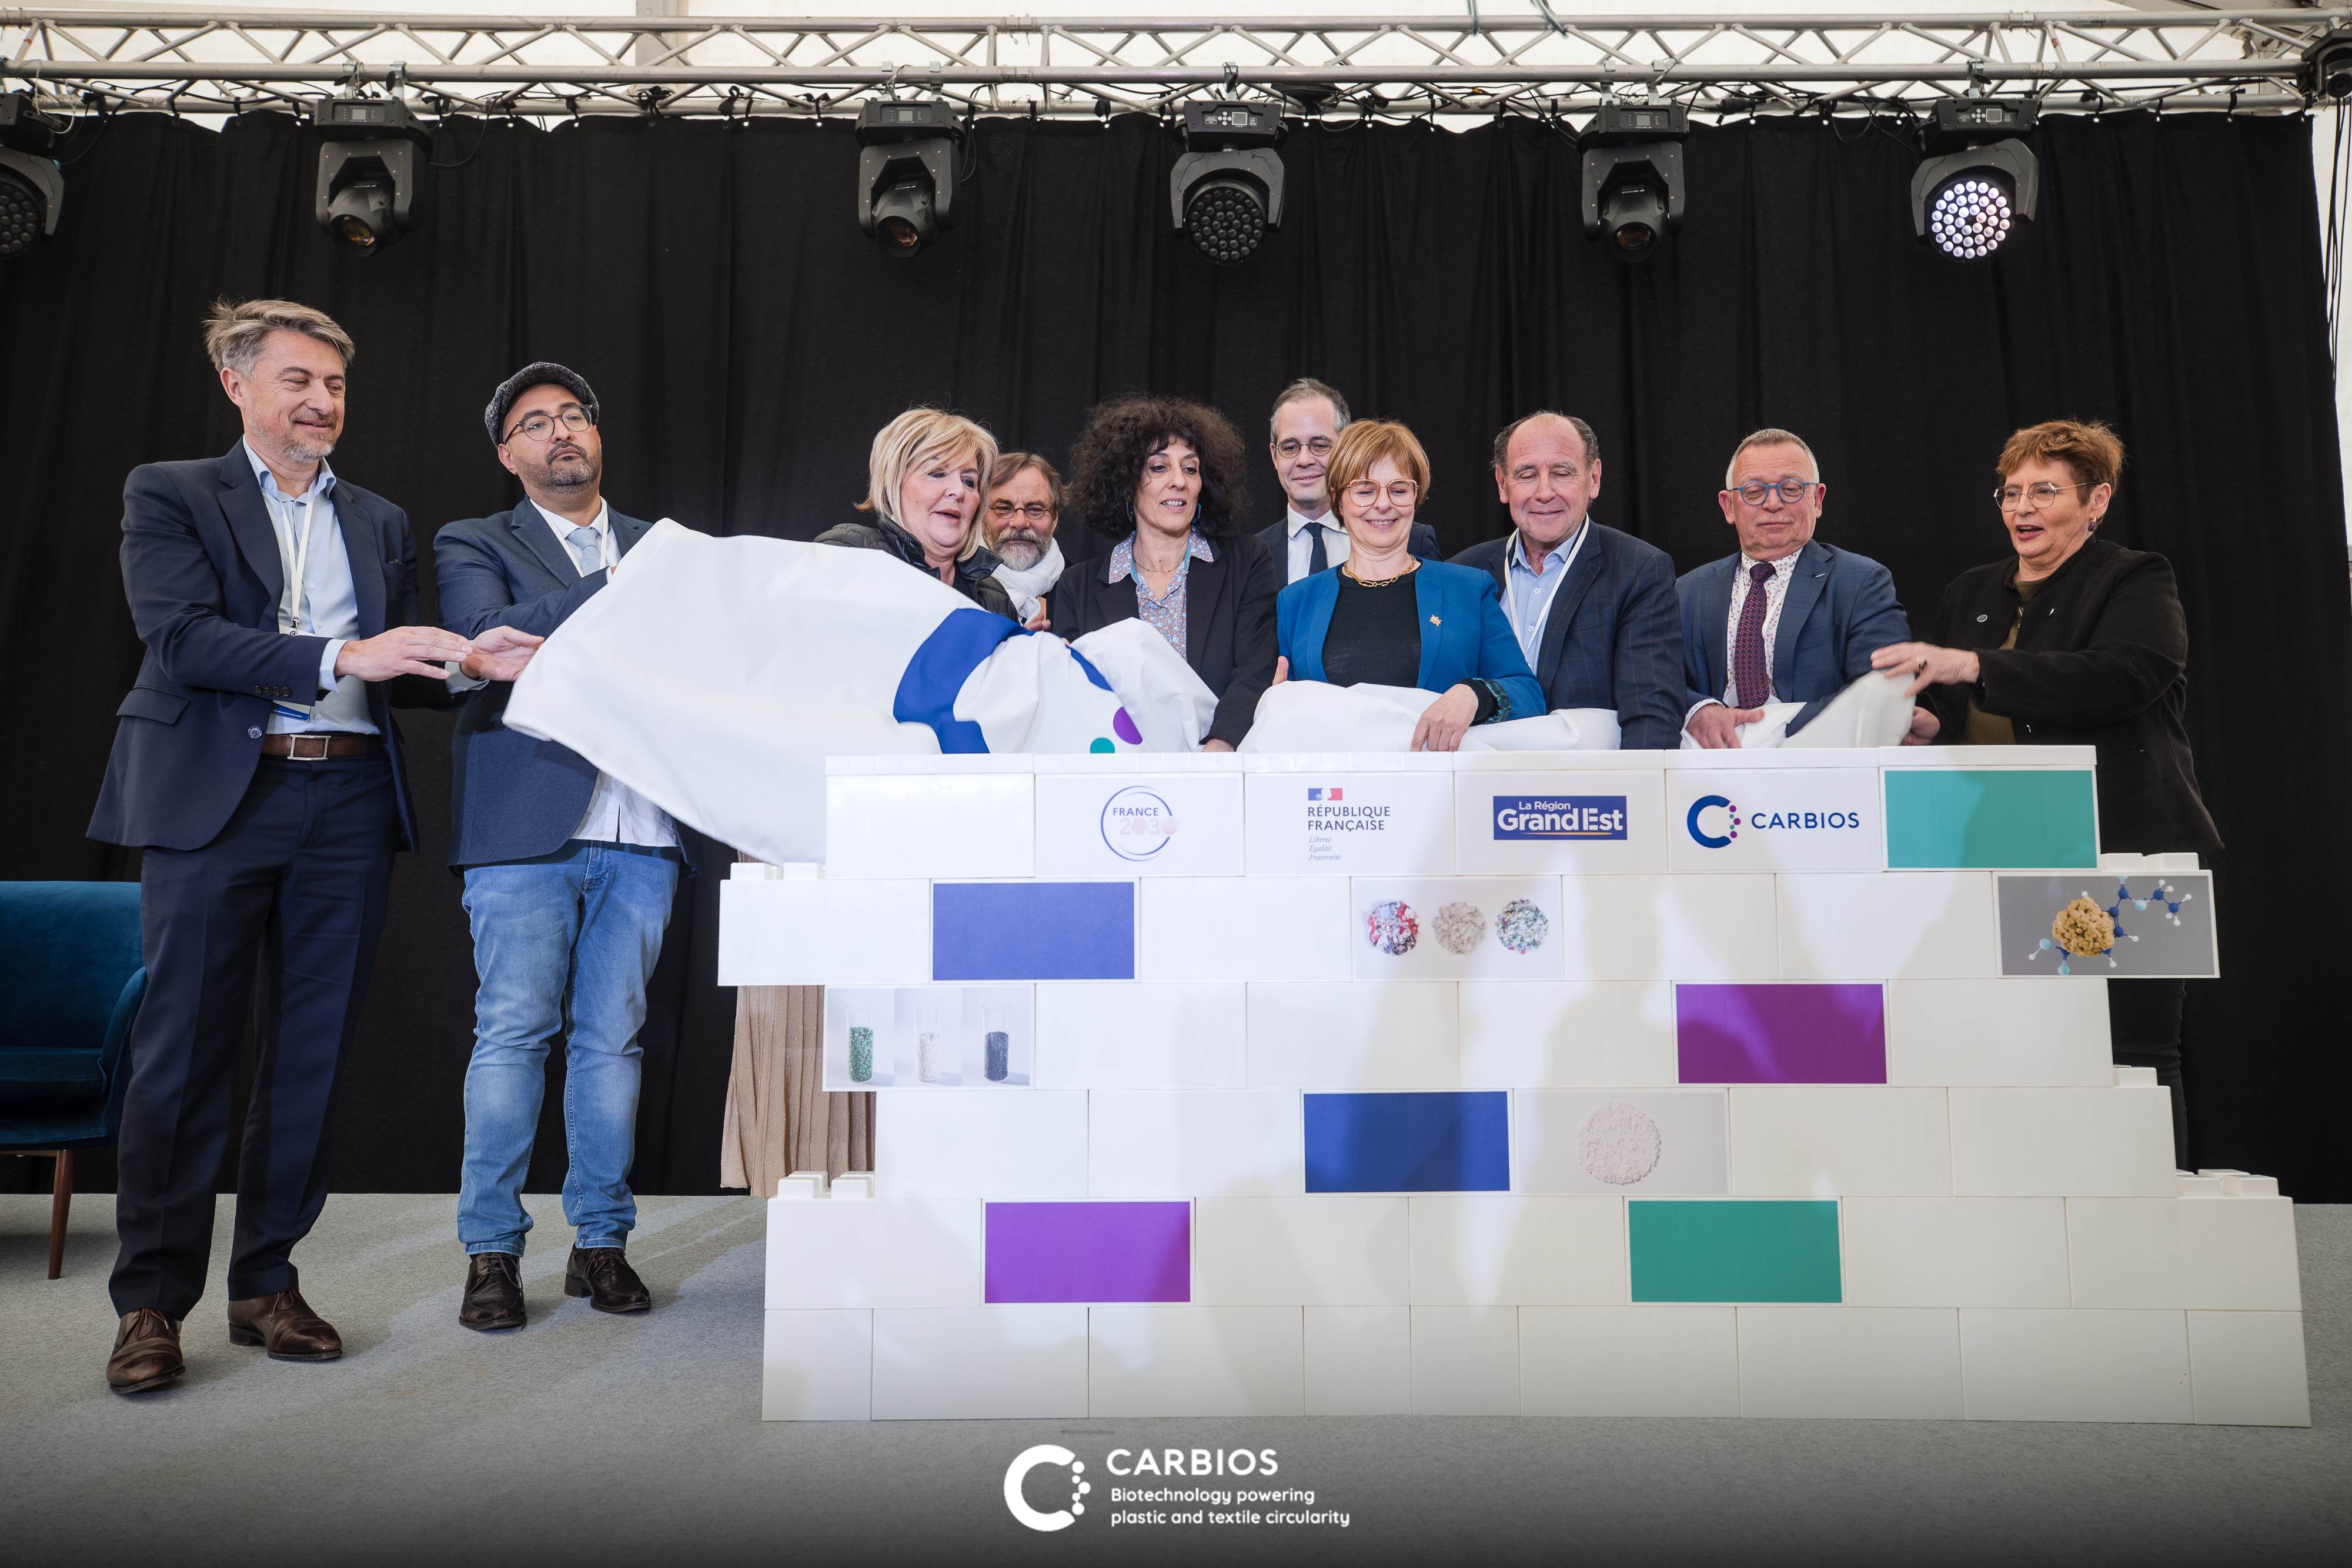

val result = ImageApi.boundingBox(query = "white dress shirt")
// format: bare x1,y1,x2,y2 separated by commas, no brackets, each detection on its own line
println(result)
245,440,376,735
540,501,677,851
1283,506,1349,582
1688,542,1808,721
1501,523,1588,671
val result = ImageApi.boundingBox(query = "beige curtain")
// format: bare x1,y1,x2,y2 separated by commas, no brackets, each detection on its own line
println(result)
720,984,874,1197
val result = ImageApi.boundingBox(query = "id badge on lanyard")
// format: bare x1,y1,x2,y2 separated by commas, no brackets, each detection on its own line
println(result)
274,488,320,721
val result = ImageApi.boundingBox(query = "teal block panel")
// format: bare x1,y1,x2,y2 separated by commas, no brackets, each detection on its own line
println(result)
1883,769,2097,868
1628,1199,1842,1303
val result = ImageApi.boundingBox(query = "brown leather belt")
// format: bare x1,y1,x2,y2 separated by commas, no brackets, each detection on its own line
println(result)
260,733,382,760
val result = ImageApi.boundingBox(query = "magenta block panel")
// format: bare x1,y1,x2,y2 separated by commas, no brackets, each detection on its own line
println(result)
1675,983,1886,1084
984,1201,1191,1303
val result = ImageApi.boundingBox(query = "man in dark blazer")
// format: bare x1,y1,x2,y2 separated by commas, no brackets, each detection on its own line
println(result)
1254,377,1436,580
1450,412,1683,748
434,363,699,1333
89,300,536,1395
1679,428,1912,746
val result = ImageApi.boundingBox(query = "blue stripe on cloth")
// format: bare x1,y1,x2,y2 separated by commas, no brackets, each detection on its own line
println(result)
1304,1091,1511,1192
933,881,1137,979
892,607,1028,753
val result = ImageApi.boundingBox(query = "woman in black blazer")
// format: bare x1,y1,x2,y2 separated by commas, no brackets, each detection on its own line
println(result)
1872,419,2219,1164
1049,396,1279,750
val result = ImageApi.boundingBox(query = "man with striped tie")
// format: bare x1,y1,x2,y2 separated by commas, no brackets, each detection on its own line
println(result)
434,363,701,1333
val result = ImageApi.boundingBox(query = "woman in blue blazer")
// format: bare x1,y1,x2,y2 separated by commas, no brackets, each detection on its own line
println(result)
1274,420,1543,749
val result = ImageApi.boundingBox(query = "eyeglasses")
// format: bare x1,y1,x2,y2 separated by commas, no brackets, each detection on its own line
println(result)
506,406,592,444
1996,481,2091,510
1731,479,1816,506
988,500,1054,521
1344,480,1420,507
1276,437,1335,460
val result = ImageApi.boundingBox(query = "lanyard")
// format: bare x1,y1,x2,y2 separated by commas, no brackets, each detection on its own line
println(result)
274,483,323,637
1501,524,1582,658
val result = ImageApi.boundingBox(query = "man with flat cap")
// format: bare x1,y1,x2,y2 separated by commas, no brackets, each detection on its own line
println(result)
435,363,699,1332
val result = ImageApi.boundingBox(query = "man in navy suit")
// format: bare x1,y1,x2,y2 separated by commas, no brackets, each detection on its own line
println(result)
1449,412,1683,748
435,364,699,1333
1254,378,1437,580
90,300,537,1395
1678,427,1913,747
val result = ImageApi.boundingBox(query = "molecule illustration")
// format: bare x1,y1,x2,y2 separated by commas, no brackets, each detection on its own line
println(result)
2028,879,2191,974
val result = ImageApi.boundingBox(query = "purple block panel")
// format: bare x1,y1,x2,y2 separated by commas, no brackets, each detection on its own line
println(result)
1676,984,1887,1084
985,1201,1191,1303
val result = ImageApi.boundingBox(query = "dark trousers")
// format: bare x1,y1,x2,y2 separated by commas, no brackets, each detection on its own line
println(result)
110,755,399,1319
2109,976,2189,1169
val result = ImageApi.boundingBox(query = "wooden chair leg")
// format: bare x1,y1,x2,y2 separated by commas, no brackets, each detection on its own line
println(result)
48,1149,74,1281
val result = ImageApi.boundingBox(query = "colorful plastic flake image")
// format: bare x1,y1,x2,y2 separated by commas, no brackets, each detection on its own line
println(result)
1367,900,1419,956
2029,880,2193,975
1433,902,1486,955
1495,898,1549,954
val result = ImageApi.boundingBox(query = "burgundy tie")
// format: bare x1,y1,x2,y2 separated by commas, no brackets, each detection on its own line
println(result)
1732,560,1775,710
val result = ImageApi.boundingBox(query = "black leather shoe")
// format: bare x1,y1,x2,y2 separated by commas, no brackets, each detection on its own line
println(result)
460,1252,526,1332
106,1309,185,1393
564,1246,650,1313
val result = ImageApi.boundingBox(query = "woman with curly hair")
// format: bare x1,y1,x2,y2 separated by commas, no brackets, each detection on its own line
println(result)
816,407,1017,620
1047,395,1279,750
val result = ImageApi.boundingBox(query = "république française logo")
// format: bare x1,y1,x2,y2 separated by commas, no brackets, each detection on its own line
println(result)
1686,794,1862,848
1100,785,1177,863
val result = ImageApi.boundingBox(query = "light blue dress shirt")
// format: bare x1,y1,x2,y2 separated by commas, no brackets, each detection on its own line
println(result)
244,439,375,734
1502,521,1588,670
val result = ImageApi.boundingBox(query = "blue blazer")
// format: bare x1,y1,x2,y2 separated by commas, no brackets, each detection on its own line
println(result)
1677,539,1911,736
1255,517,1439,583
435,500,700,874
1450,523,1685,750
88,443,447,854
1275,560,1544,721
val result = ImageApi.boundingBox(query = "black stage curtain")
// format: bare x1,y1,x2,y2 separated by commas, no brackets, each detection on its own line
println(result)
2,109,2345,1201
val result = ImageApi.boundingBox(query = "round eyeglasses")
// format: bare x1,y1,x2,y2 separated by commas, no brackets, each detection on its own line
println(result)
506,407,592,443
1732,480,1816,506
1344,480,1420,507
988,500,1054,521
1996,481,2091,510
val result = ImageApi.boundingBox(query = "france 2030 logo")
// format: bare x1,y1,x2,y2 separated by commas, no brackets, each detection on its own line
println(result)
1100,785,1177,863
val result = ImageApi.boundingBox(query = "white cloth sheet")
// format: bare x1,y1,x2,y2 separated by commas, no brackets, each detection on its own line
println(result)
1678,666,1916,750
1239,680,1622,754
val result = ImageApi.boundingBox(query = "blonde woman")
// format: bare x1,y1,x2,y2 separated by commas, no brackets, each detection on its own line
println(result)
817,407,1017,620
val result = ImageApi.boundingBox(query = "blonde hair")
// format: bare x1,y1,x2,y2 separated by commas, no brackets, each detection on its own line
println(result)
857,407,1000,561
203,297,355,375
1327,418,1434,509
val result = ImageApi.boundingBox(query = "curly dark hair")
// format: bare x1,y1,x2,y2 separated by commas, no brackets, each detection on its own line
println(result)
1064,395,1252,540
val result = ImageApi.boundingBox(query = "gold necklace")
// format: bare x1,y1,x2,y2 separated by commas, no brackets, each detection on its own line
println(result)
1344,560,1415,589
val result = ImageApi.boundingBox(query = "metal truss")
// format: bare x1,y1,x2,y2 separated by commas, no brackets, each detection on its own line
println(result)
3,8,2346,121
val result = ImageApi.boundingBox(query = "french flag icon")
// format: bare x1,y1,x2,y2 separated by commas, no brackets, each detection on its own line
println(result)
1308,787,1345,801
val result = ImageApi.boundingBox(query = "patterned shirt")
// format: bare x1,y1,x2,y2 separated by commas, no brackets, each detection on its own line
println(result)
1110,530,1216,657
1709,543,1808,709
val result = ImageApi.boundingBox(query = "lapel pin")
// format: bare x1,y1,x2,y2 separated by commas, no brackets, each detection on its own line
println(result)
1429,615,1441,626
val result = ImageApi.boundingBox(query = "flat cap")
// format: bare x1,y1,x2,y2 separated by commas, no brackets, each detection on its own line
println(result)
485,361,599,444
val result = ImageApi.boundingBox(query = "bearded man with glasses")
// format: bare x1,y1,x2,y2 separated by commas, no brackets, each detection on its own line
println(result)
1678,426,1916,748
983,452,1068,625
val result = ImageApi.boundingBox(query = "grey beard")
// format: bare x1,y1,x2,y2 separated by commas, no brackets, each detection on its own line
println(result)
272,432,336,467
995,533,1045,570
534,452,600,493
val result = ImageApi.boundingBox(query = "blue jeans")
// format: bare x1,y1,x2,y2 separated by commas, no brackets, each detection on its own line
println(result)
457,842,679,1256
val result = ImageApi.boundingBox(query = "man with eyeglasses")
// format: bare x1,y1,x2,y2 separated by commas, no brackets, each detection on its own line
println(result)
1254,377,1436,583
432,362,699,1333
1678,427,1913,747
983,451,1067,624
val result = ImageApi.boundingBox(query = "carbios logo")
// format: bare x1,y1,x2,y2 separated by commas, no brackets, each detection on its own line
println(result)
1493,794,1627,841
1686,793,1862,849
1003,1445,1090,1533
1101,785,1177,863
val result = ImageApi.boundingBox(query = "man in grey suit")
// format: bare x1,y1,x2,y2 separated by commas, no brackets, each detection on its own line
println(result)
435,363,700,1333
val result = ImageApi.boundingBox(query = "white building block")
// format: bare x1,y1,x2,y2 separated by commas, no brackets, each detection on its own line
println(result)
1135,877,1350,982
1196,1197,1408,1305
1035,768,1246,879
1519,1306,1740,1417
717,878,931,987
1247,982,1459,1089
1089,1090,1304,1197
1515,1090,1728,1193
1556,875,1780,981
873,1089,1089,1199
1959,1309,2191,1423
1088,1306,1304,1416
1459,982,1678,1088
2064,1198,2303,1309
1666,763,1884,874
1729,1086,1953,1197
870,1306,1089,1420
776,1172,827,1200
765,1197,981,1308
2225,1175,2280,1198
1453,765,1668,876
762,1309,871,1420
1410,1307,1521,1414
1947,1088,2177,1197
1886,979,2113,1087
1776,873,1996,980
1737,1307,1964,1419
1349,877,1569,981
1406,1195,1628,1305
1033,982,1248,1089
1841,1198,2070,1308
827,771,1035,880
1302,1306,1412,1415
1244,765,1458,875
2187,1311,2312,1427
830,1174,874,1201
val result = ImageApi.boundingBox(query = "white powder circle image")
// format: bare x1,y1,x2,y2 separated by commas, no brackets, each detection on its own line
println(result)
1433,902,1485,955
1494,898,1549,954
1576,1102,1662,1185
1366,900,1418,955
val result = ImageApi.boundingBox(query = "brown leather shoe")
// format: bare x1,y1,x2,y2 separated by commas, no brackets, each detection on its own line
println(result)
106,1309,185,1393
460,1252,526,1332
226,1288,343,1361
564,1246,650,1313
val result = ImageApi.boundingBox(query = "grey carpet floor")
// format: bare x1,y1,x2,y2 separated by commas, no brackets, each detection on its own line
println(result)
1,1192,2344,1567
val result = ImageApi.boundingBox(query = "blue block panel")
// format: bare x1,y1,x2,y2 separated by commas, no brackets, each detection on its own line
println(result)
933,881,1134,980
1304,1091,1510,1192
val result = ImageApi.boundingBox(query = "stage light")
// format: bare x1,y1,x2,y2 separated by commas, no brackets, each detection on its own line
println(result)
1171,101,1283,265
1581,102,1688,262
857,101,961,258
2302,26,2352,101
313,96,429,255
1910,99,2039,262
0,91,65,260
